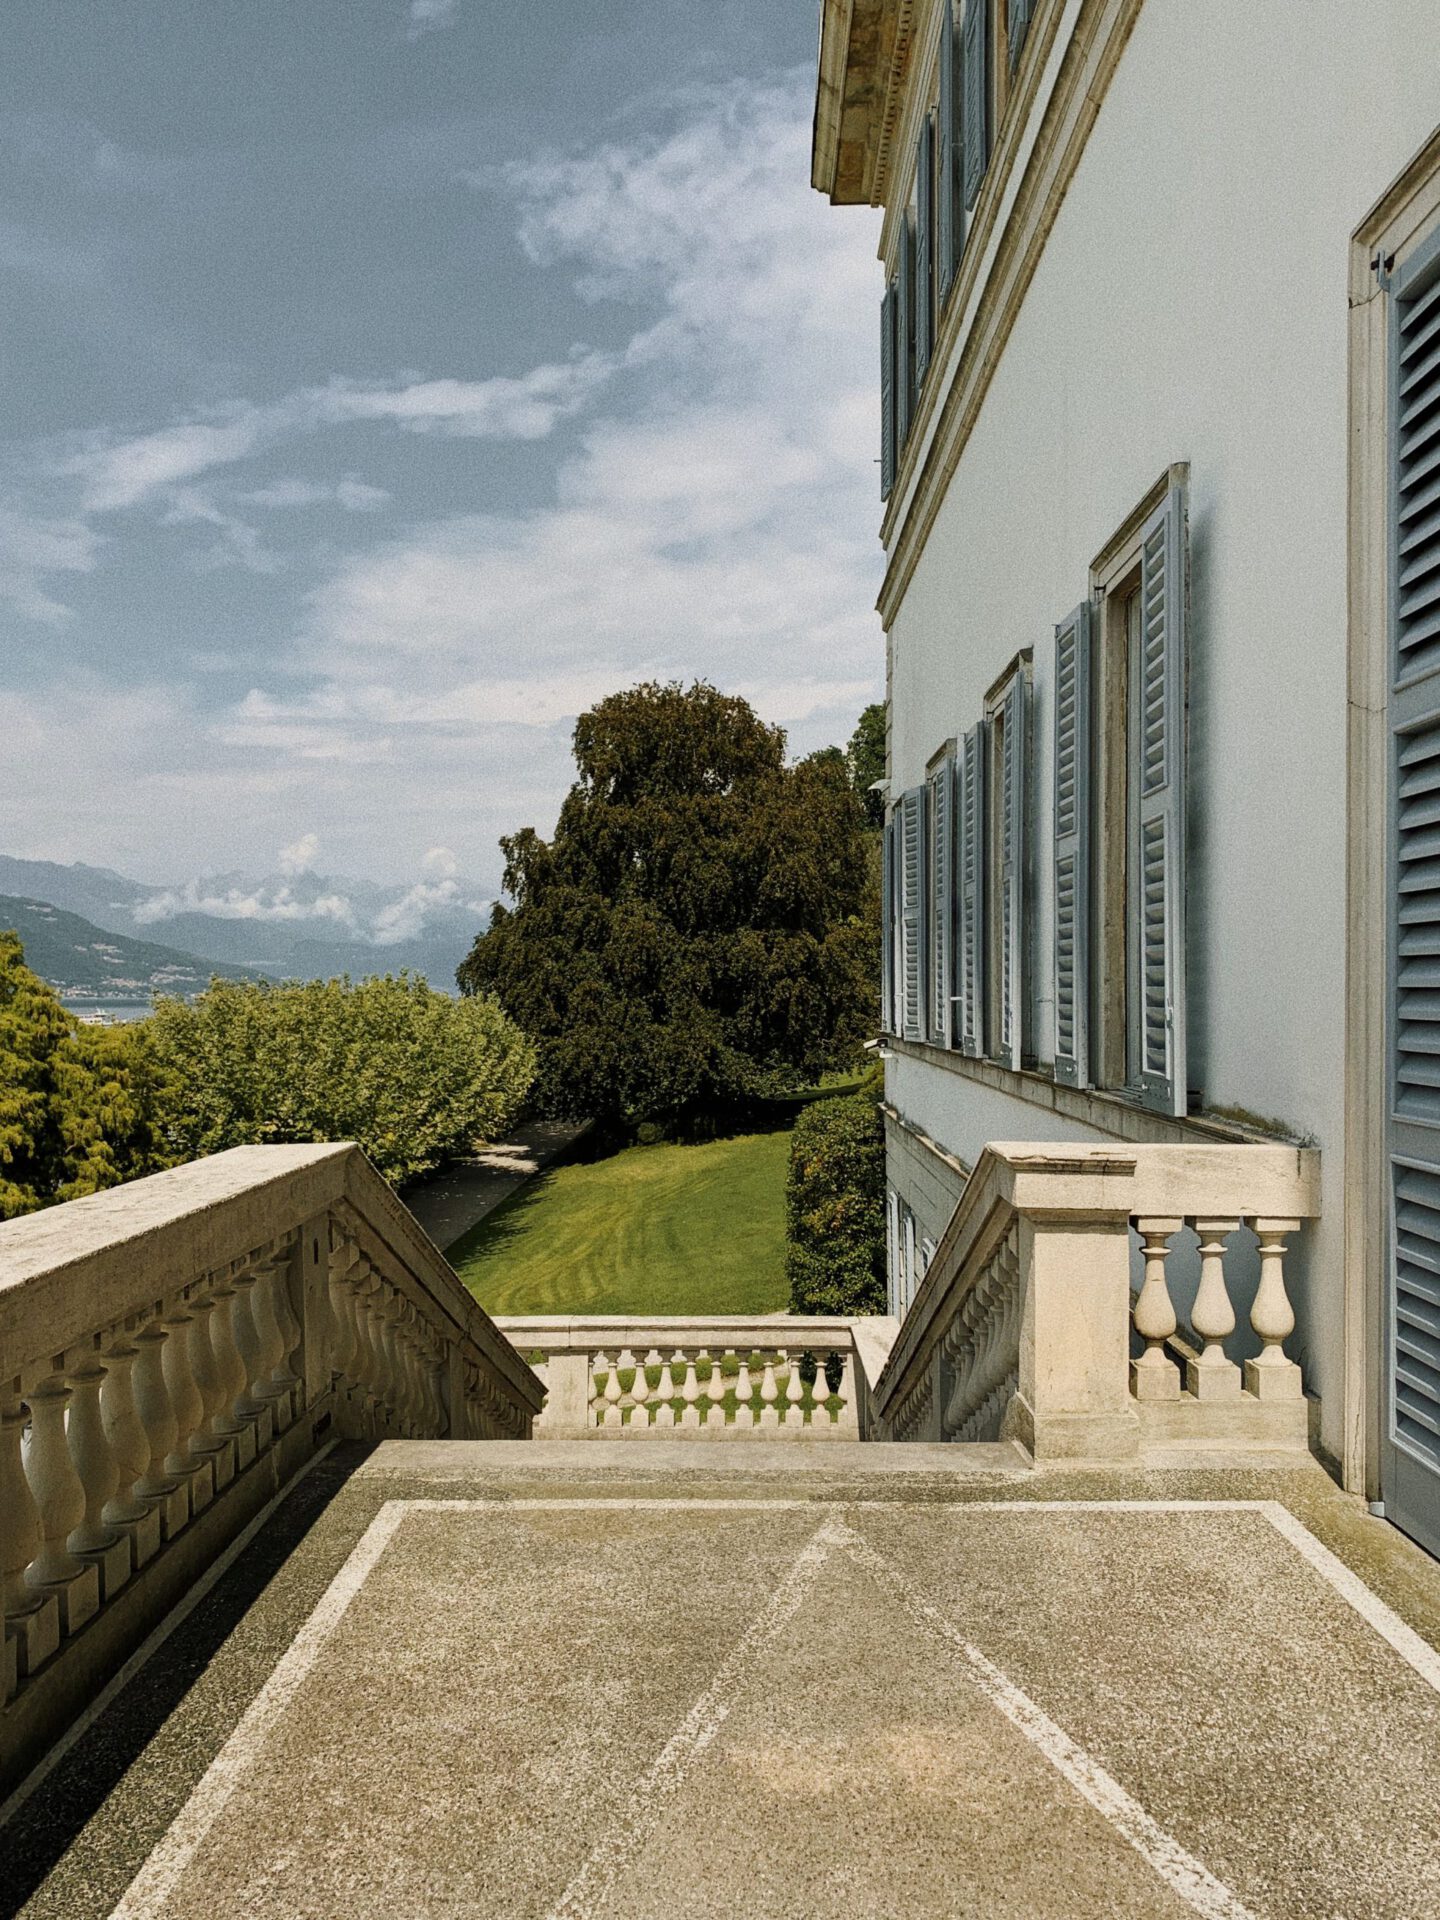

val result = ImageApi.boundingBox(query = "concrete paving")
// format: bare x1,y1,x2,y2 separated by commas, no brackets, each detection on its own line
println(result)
5,1443,1440,1920
401,1120,590,1253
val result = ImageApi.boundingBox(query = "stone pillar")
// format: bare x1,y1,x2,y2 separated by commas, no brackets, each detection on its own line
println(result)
1009,1211,1139,1462
540,1351,591,1438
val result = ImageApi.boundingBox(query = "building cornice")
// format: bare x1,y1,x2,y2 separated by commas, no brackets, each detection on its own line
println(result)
813,0,914,207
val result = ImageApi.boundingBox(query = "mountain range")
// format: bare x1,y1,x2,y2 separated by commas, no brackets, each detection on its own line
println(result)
0,854,494,1003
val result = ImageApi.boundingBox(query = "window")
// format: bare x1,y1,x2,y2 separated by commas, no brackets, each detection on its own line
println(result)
927,746,956,1047
1052,472,1189,1114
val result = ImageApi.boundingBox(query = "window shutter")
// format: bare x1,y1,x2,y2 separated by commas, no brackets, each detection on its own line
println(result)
1133,486,1188,1115
1008,0,1034,71
1053,602,1092,1088
902,1205,917,1312
929,755,955,1046
996,670,1027,1070
880,283,896,500
915,115,934,389
955,723,986,1056
886,1188,901,1317
900,786,925,1041
937,0,959,300
880,807,895,1033
896,220,914,451
961,0,989,213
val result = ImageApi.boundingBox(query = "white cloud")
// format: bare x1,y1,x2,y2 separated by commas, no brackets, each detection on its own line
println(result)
422,845,458,877
405,0,458,42
0,507,101,622
238,476,390,512
278,832,320,876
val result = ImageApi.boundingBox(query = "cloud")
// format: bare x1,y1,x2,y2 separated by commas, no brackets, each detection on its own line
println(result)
238,476,390,512
0,508,102,622
278,833,320,876
405,0,459,41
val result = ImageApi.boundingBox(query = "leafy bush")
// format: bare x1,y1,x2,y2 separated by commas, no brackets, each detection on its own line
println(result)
145,974,535,1187
784,1079,886,1316
0,932,171,1216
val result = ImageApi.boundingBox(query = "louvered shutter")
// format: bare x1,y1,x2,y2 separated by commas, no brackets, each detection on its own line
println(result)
880,283,896,500
996,670,1027,1070
880,806,895,1033
896,220,914,451
937,0,959,300
902,1205,918,1313
1053,603,1092,1087
1132,487,1188,1115
961,0,989,212
955,724,986,1055
1388,237,1440,1551
886,1189,901,1317
915,115,934,389
929,755,955,1046
900,786,925,1040
1008,0,1034,70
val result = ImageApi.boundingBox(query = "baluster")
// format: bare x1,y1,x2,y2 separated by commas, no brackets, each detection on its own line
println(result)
327,1236,360,1387
212,1272,258,1468
1245,1217,1304,1400
351,1267,384,1429
247,1252,291,1431
680,1353,702,1429
376,1287,405,1430
649,1350,674,1428
162,1303,214,1517
2,1392,59,1683
783,1349,804,1428
809,1354,832,1430
1131,1218,1183,1400
832,1352,859,1436
626,1347,649,1433
22,1376,101,1635
266,1248,305,1422
597,1348,623,1430
423,1330,447,1435
706,1349,728,1431
758,1356,779,1430
133,1320,190,1538
100,1336,163,1565
1187,1218,1243,1399
66,1357,132,1599
401,1305,426,1433
734,1354,756,1430
184,1286,235,1491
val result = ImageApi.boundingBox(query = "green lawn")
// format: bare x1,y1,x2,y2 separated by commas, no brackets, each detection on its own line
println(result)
448,1122,799,1317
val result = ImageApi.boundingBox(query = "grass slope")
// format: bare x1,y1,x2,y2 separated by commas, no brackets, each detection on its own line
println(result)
450,1126,795,1317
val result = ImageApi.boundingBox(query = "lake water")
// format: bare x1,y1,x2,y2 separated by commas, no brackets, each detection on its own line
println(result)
62,1001,153,1025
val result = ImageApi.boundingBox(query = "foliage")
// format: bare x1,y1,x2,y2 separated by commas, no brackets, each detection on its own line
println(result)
784,1075,886,1316
145,973,535,1187
458,681,877,1129
846,702,887,830
0,932,171,1217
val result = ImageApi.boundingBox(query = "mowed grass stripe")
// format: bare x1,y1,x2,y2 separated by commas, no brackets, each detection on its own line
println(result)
447,1127,792,1317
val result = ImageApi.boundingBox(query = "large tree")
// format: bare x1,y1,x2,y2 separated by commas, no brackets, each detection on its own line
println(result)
846,702,887,829
459,682,876,1129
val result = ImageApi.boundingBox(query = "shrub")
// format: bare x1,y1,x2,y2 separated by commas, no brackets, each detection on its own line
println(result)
144,973,535,1187
784,1080,886,1316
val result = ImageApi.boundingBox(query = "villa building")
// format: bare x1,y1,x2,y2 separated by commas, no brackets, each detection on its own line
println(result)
813,0,1440,1555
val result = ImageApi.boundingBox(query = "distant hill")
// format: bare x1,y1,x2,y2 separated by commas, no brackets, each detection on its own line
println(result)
0,855,490,990
0,895,266,1002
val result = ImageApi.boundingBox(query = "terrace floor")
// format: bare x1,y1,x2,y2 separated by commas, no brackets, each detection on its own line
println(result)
5,1443,1440,1920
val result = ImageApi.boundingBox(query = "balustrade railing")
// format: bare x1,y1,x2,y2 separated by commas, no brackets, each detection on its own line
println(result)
494,1318,867,1438
870,1142,1321,1460
1,1142,541,1794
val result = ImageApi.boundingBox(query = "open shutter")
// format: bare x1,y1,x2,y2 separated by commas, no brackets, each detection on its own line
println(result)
929,755,954,1046
880,807,895,1033
1008,0,1034,70
1132,487,1188,1114
902,1205,918,1312
896,220,914,451
1053,602,1092,1087
900,787,925,1040
996,670,1027,1070
880,283,896,500
955,724,986,1055
915,115,934,389
937,0,959,300
886,1189,901,1316
961,0,989,212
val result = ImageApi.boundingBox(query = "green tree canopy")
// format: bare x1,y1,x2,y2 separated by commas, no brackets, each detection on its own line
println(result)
846,701,887,830
0,932,166,1217
785,1074,886,1316
458,681,876,1129
145,973,535,1187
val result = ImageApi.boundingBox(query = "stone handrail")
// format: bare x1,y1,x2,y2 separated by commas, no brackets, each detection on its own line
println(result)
495,1315,890,1438
1,1143,542,1795
868,1142,1322,1460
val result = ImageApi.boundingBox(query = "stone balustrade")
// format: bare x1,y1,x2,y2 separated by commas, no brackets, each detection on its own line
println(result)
868,1142,1322,1460
494,1317,871,1438
1,1143,542,1795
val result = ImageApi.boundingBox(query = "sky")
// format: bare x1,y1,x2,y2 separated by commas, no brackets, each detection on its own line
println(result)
0,0,883,895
